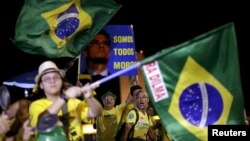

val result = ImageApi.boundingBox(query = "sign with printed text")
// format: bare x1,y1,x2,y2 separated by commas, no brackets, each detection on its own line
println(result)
104,25,137,76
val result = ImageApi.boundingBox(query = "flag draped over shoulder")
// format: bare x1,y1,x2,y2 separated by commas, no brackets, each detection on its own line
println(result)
13,0,121,58
141,23,245,141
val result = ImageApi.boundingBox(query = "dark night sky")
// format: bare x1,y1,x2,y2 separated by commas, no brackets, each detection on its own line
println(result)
0,1,249,111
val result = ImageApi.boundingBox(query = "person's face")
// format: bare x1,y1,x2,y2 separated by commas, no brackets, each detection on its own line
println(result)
86,34,110,60
131,89,142,103
135,91,149,110
102,95,115,109
40,72,63,95
147,106,155,116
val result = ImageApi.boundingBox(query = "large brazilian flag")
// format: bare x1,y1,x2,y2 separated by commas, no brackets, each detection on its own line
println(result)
13,0,121,58
141,23,245,141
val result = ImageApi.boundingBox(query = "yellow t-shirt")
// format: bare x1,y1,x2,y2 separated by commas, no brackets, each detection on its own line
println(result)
152,115,172,141
96,102,125,141
126,109,153,140
120,103,135,124
29,98,89,141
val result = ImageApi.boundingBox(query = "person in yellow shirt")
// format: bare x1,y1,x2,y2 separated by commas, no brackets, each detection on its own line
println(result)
121,90,157,141
119,85,142,126
96,91,132,141
29,60,103,141
147,104,172,141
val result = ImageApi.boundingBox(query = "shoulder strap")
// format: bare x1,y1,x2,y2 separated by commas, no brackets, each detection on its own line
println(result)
62,103,69,139
128,108,139,139
132,108,139,124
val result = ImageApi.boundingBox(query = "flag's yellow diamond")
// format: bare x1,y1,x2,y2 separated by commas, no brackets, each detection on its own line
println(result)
42,0,92,48
169,56,233,140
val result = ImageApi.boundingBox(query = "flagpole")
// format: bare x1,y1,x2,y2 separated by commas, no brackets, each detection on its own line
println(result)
90,62,142,87
77,55,81,81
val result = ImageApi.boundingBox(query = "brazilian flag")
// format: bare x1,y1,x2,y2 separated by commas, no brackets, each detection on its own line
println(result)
141,23,245,141
13,0,121,58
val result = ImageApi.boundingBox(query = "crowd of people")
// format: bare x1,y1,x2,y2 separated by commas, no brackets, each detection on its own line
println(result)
0,30,170,141
0,60,167,141
2,29,249,141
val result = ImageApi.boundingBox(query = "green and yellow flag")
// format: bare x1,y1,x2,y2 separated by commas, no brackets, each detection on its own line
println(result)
13,0,121,58
141,23,245,141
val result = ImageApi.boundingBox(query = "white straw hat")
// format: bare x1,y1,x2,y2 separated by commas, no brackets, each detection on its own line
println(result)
34,61,65,83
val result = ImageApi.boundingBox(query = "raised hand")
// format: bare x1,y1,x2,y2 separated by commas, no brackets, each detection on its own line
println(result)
0,112,11,135
81,82,100,99
22,119,35,141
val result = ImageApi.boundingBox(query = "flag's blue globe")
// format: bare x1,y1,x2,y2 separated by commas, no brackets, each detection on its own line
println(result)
56,4,79,39
179,83,223,127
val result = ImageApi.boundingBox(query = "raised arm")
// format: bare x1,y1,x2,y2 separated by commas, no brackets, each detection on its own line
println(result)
80,83,103,118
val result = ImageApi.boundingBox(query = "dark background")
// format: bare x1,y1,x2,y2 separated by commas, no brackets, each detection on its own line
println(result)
0,1,249,111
